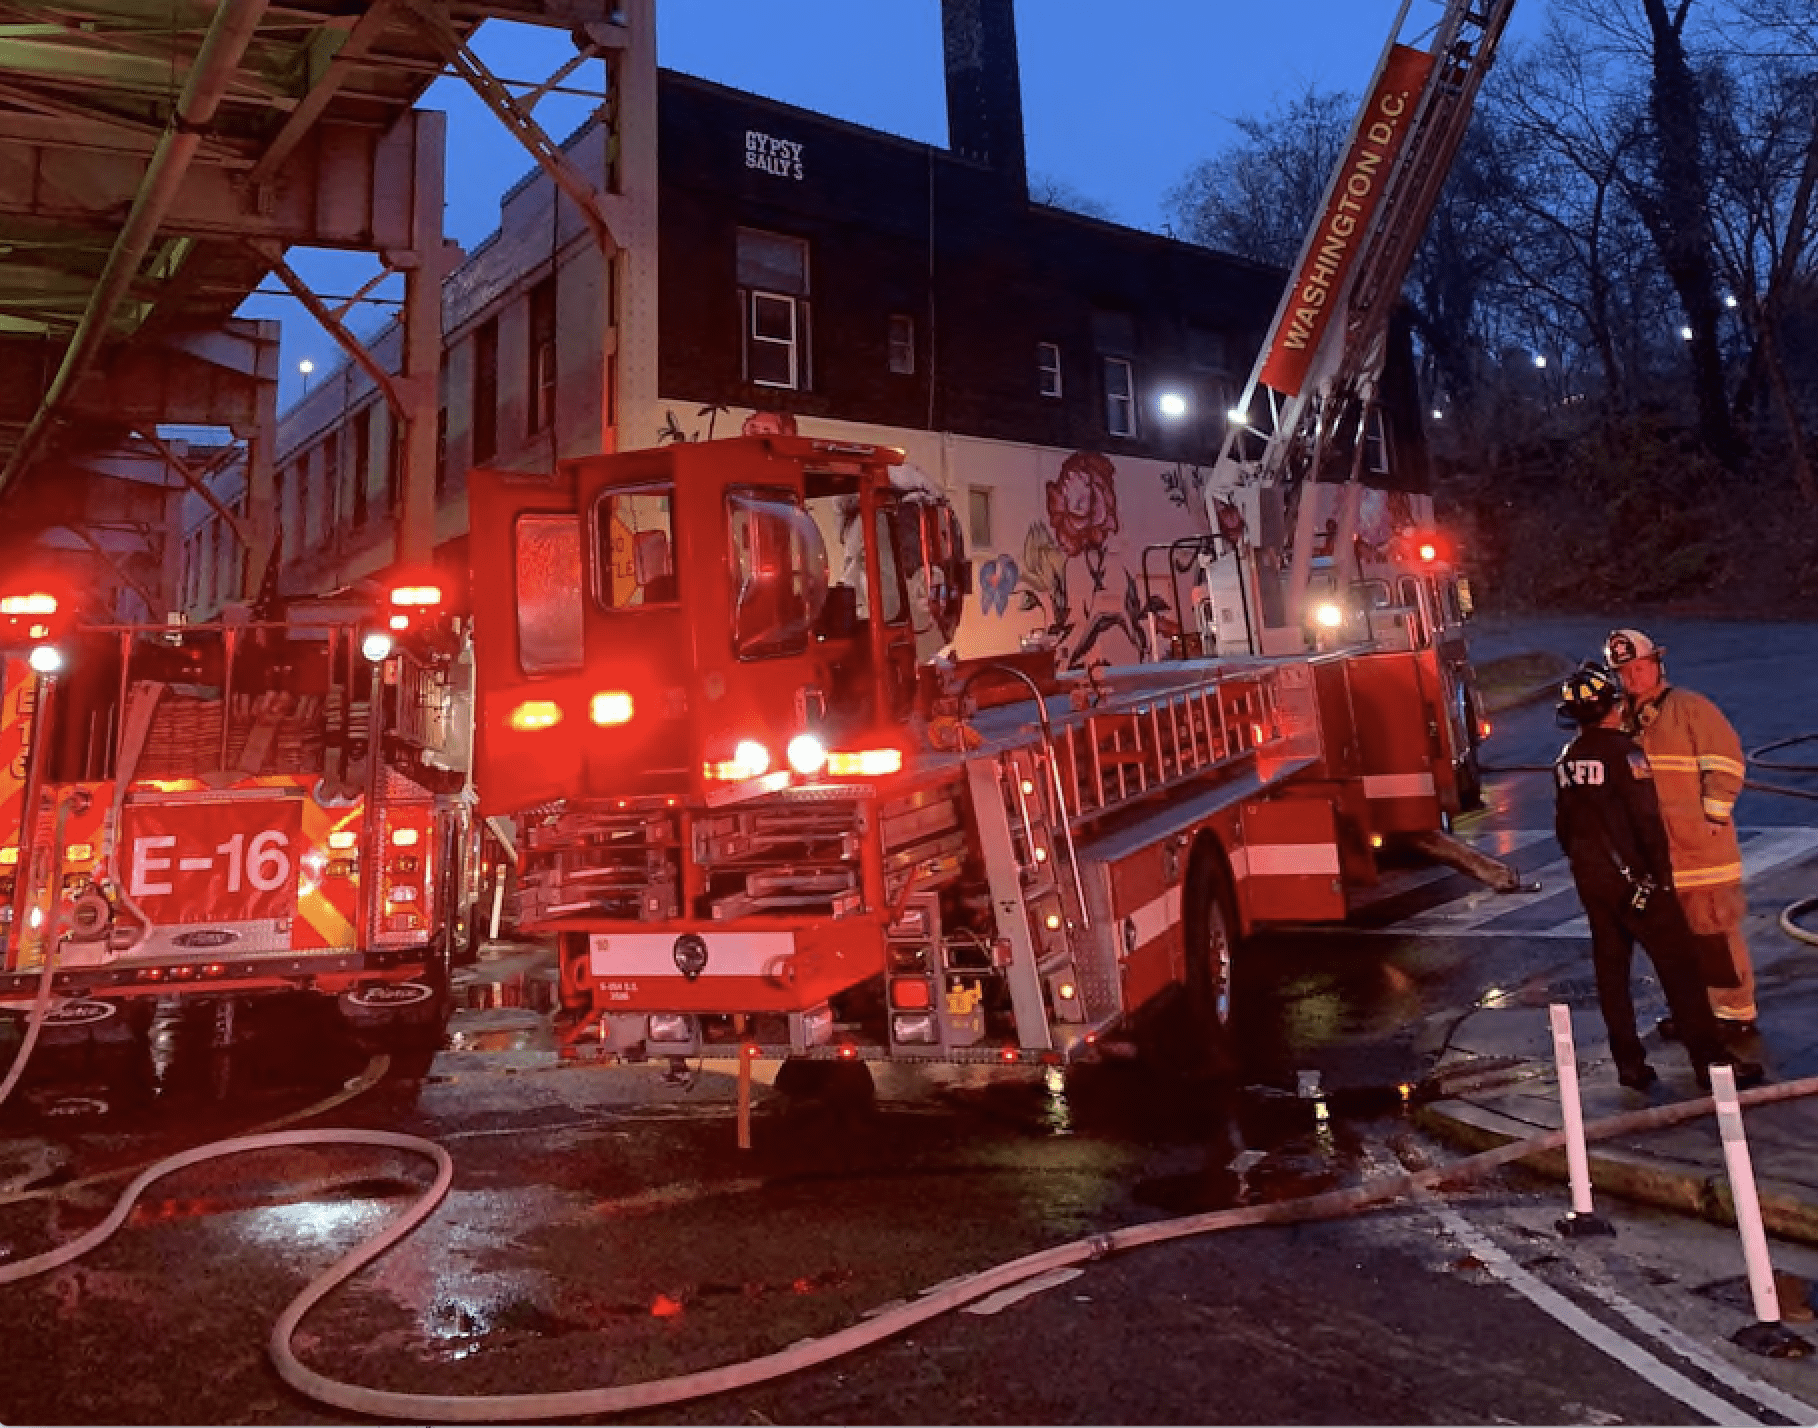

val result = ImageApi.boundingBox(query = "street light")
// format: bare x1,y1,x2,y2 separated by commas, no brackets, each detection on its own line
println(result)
1532,354,1547,369
299,357,316,395
1158,391,1188,419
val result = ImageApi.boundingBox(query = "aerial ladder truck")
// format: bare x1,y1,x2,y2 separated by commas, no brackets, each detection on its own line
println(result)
464,0,1516,1080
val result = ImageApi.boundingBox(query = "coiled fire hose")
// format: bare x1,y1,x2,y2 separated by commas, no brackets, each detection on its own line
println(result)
3,1076,1817,1422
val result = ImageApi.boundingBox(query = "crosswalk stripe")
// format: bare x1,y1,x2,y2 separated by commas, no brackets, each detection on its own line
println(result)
1352,827,1818,940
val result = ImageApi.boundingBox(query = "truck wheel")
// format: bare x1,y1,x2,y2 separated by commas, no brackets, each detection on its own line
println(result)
773,1056,876,1108
1182,851,1239,1076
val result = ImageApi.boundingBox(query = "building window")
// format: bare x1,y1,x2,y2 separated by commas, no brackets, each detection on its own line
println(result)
1364,407,1390,475
320,432,339,543
737,229,810,390
529,276,557,435
387,422,404,513
1104,357,1137,438
351,407,371,526
1037,342,1062,399
273,466,287,562
888,315,915,375
968,486,993,549
472,317,499,463
1188,326,1228,373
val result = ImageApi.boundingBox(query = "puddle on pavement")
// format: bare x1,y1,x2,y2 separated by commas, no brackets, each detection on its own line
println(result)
456,970,559,1014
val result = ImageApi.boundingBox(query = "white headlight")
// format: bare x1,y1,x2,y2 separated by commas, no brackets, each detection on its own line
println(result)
787,733,828,775
1314,602,1343,629
361,631,394,662
27,644,62,674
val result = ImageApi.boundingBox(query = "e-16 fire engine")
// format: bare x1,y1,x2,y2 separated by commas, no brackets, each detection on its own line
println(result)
0,580,479,1044
465,0,1515,1079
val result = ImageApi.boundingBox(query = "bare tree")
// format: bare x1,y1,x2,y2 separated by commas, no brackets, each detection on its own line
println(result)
1162,87,1353,266
1028,172,1116,223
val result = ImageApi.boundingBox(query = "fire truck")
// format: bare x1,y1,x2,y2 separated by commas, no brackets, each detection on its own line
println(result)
463,0,1514,1079
0,579,478,1047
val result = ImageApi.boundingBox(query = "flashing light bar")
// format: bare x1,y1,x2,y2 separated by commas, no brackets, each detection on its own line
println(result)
390,827,421,847
389,584,443,606
0,593,57,616
825,748,903,777
590,691,635,726
509,700,563,732
328,830,359,850
706,739,771,781
0,846,17,866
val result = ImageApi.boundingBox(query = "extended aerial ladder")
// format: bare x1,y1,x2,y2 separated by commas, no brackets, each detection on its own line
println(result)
1206,0,1517,656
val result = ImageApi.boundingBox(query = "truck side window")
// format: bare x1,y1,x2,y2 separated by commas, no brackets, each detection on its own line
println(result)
874,507,905,624
599,486,677,609
728,490,828,659
515,513,584,675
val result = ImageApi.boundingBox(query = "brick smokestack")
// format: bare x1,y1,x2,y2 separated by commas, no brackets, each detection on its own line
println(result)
941,0,1028,193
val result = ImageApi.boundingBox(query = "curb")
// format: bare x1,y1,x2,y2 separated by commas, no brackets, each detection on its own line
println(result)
1416,1098,1818,1248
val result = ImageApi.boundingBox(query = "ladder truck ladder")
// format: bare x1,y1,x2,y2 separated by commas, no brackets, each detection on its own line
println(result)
1210,0,1517,648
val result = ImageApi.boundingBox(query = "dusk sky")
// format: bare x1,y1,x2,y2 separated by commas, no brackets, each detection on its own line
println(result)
250,0,1551,407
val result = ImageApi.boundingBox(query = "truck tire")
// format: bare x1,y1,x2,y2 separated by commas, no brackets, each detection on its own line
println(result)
1182,847,1239,1077
773,1056,876,1108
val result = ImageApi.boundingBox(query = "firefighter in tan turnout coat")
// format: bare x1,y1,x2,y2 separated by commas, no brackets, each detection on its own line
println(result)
1605,628,1757,1029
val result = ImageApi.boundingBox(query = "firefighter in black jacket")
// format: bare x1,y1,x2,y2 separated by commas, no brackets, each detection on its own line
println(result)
1553,664,1762,1092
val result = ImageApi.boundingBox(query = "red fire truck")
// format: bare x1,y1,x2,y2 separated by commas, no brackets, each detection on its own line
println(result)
462,0,1513,1079
0,580,478,1046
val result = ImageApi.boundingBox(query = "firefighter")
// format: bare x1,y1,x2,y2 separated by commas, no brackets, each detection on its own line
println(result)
1603,628,1758,1036
1552,663,1761,1092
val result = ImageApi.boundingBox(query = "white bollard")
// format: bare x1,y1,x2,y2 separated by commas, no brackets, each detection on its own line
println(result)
1708,1064,1809,1356
1549,1003,1612,1237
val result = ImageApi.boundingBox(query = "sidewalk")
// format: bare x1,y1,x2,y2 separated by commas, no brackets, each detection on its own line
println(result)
1414,887,1818,1248
1419,645,1818,1248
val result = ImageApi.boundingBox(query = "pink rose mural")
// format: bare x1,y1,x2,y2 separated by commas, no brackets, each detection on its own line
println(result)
1045,450,1120,592
987,450,1168,670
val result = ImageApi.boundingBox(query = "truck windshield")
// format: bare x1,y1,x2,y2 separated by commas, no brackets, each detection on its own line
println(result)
728,490,828,659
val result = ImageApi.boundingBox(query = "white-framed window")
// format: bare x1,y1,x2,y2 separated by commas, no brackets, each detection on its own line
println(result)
1364,406,1391,474
1104,357,1137,438
968,486,993,548
1037,341,1062,398
888,314,915,375
738,229,810,390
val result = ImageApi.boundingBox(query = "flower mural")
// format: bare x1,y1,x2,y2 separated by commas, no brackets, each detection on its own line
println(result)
978,450,1170,671
1046,450,1120,592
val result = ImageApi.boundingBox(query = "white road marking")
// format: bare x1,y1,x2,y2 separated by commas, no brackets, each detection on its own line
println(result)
1420,1198,1769,1426
960,1266,1084,1315
1358,828,1818,940
1572,1274,1818,1425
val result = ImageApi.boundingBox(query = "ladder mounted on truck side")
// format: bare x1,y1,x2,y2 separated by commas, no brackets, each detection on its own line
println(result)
1209,0,1517,653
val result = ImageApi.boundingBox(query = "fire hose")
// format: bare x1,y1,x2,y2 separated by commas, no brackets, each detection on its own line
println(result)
2,1076,1817,1422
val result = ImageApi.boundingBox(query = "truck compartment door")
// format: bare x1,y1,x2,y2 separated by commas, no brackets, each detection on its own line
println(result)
467,468,586,815
1236,798,1345,924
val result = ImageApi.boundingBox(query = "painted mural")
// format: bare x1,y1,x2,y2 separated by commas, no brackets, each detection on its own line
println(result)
977,450,1178,671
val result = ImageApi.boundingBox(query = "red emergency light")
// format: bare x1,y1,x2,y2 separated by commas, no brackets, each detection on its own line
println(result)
0,592,57,616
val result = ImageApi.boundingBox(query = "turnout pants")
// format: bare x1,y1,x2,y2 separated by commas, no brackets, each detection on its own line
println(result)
1582,885,1727,1076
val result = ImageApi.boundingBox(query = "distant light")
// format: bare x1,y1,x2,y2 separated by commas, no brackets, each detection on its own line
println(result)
298,358,316,376
1431,408,1444,420
1725,294,1739,309
1158,392,1188,419
1532,354,1547,369
1680,325,1695,341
